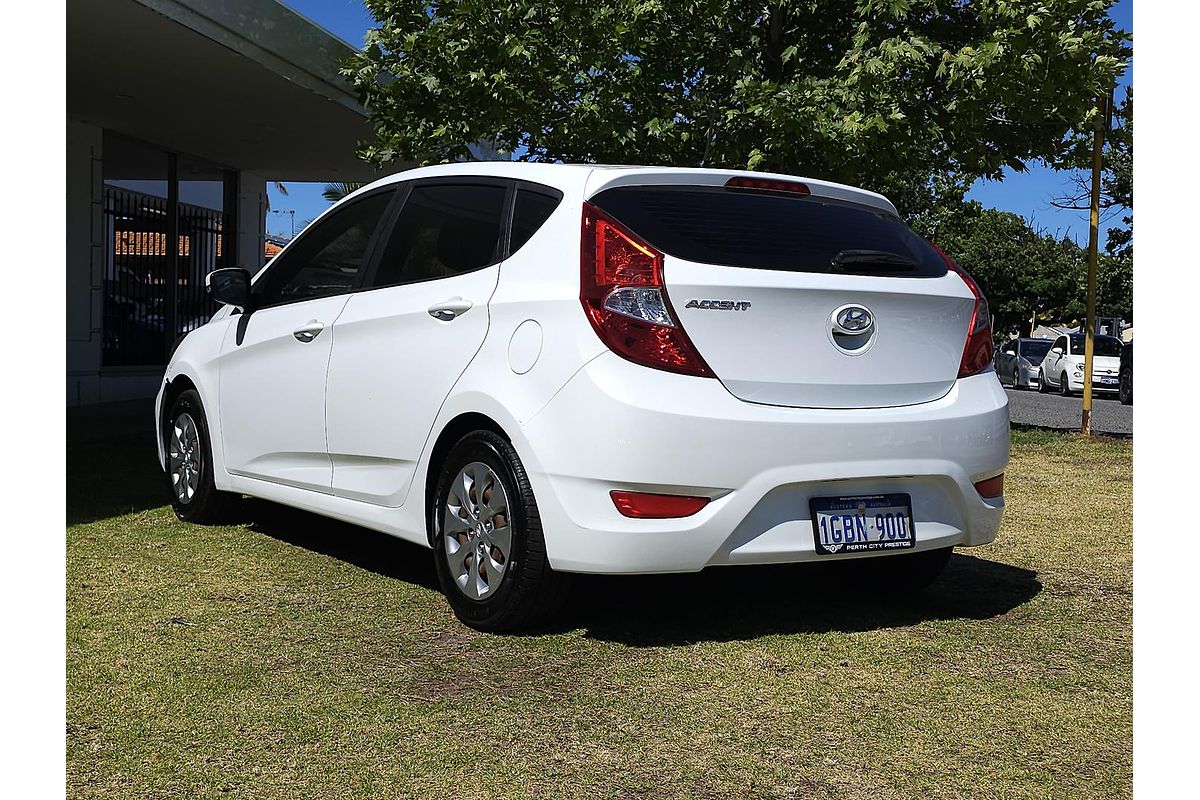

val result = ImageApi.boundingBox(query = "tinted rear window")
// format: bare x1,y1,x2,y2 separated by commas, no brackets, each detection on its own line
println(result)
590,185,946,277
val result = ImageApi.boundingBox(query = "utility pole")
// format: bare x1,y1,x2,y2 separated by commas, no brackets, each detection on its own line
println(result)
270,209,296,239
1081,83,1112,436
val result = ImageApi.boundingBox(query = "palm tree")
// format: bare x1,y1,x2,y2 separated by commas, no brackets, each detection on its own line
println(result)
322,182,365,203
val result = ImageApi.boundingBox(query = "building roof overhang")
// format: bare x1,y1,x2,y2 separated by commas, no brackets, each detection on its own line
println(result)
67,0,387,180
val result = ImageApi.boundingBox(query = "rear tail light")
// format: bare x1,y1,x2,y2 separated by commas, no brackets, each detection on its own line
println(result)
610,490,711,519
974,473,1004,498
580,203,714,377
931,243,992,378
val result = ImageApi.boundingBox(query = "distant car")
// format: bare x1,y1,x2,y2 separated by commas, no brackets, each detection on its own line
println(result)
994,337,1054,390
1119,341,1133,405
1037,333,1123,396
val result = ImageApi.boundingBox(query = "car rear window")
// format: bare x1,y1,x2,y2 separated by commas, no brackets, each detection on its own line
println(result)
589,185,947,277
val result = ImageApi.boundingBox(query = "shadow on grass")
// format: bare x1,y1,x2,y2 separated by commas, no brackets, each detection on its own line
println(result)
565,553,1041,645
245,499,442,593
67,400,166,525
239,498,1040,644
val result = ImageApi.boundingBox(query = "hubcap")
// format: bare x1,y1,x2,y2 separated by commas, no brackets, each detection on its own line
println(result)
442,461,511,600
168,412,202,505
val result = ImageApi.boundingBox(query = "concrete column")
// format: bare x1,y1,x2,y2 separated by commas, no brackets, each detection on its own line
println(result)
66,118,104,405
237,171,267,274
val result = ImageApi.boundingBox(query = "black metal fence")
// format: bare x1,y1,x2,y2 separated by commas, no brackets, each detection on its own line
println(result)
103,188,224,366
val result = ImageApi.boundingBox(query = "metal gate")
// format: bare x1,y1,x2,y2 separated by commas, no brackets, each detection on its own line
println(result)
103,187,224,366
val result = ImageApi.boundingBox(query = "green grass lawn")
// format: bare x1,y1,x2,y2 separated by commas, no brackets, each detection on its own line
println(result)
67,416,1131,799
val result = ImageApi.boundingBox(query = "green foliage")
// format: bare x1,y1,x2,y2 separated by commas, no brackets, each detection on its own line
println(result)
918,200,1087,335
322,182,366,203
346,0,1128,215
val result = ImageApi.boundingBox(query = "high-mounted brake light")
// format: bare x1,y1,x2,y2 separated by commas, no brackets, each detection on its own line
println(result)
580,203,714,377
724,176,811,195
930,243,992,379
611,490,711,519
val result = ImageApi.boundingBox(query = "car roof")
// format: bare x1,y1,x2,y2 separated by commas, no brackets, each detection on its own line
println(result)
344,162,899,216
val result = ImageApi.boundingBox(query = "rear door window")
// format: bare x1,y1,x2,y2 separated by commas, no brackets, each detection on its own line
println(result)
589,185,947,277
369,182,508,289
509,186,563,254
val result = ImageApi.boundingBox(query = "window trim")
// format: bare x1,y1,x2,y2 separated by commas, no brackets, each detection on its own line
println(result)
248,186,401,312
358,176,516,293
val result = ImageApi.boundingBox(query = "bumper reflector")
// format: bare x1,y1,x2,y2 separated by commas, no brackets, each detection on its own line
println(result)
610,490,710,519
974,473,1005,498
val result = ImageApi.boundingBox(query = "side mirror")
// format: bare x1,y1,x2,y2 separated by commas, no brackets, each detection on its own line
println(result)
207,268,251,309
1051,346,1064,356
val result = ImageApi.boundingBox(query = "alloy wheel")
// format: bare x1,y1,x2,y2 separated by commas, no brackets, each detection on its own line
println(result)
442,461,512,600
168,412,202,505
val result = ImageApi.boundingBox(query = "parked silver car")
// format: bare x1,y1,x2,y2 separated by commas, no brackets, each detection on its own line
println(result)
994,337,1054,390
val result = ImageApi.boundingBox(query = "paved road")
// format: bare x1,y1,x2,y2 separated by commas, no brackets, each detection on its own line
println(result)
1004,385,1132,436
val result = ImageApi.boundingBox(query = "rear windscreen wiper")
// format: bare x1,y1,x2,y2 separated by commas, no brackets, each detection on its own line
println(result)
830,249,917,274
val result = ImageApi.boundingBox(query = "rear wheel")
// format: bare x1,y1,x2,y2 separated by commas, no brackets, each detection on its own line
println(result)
1060,372,1073,397
431,430,570,632
164,389,241,523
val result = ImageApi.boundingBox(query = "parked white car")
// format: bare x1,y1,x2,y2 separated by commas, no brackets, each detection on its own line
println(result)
1037,333,1123,396
156,163,1009,631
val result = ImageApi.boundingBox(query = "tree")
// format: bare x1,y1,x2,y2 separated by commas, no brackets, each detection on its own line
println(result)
921,200,1086,335
346,0,1128,215
1052,85,1132,319
322,182,366,203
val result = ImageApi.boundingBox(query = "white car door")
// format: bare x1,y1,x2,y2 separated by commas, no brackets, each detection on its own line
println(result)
218,189,396,493
324,179,512,506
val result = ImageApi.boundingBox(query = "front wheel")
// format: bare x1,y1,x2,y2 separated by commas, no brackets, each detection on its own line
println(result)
1060,372,1073,397
1038,369,1050,393
431,430,570,632
164,389,241,523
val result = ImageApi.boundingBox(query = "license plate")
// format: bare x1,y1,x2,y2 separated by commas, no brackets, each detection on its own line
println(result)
810,494,915,555
1099,376,1118,385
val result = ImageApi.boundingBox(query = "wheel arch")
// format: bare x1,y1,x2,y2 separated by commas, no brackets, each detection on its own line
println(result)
423,412,513,546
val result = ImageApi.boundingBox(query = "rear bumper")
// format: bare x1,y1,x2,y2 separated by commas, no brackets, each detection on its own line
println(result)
521,354,1010,574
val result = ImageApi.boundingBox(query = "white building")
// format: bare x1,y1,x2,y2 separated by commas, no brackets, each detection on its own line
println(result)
67,0,385,404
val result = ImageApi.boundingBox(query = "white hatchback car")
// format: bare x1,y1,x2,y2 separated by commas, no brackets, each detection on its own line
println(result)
1036,332,1124,396
157,163,1009,631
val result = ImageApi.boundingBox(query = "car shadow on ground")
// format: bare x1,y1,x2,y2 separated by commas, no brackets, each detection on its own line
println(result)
244,499,444,593
565,554,1041,645
242,500,1041,644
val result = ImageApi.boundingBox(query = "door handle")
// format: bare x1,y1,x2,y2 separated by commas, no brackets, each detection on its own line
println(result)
293,320,325,342
427,298,473,322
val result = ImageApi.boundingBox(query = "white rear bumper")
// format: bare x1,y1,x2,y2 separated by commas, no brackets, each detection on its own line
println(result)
520,354,1009,574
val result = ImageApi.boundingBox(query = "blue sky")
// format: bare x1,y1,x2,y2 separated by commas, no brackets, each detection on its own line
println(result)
268,0,1132,243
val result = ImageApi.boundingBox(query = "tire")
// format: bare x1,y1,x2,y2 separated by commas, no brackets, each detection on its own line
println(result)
1038,368,1049,393
1119,367,1132,405
858,547,954,592
164,389,241,523
1013,366,1024,390
430,430,570,633
1060,372,1073,397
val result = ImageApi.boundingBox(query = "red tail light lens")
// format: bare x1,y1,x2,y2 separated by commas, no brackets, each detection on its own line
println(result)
581,203,714,377
931,243,992,378
610,490,711,519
